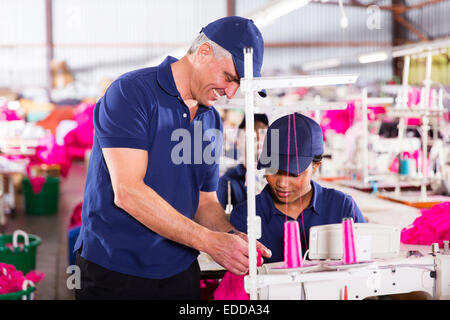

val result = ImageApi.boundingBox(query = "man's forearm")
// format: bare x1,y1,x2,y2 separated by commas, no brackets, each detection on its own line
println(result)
115,180,212,253
194,200,235,233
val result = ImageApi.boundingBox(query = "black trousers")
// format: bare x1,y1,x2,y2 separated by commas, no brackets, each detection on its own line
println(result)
75,251,201,300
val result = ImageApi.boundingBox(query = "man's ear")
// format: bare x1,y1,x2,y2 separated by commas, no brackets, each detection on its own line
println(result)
196,42,214,59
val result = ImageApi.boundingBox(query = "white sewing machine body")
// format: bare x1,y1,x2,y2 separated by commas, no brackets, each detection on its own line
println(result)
245,223,450,300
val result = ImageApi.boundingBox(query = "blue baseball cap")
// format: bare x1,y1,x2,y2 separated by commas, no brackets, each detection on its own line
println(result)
201,16,266,97
257,113,324,175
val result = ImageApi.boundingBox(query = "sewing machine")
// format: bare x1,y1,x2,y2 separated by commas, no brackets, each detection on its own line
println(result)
246,223,450,300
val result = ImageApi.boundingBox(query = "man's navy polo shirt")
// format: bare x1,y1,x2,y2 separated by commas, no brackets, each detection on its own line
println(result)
230,180,365,263
74,56,223,279
216,164,247,209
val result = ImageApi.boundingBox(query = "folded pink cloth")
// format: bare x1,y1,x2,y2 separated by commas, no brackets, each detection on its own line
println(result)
401,202,450,247
0,263,45,295
213,250,262,300
28,176,46,195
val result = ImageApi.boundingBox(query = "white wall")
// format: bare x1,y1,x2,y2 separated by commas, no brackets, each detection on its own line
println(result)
1,0,448,92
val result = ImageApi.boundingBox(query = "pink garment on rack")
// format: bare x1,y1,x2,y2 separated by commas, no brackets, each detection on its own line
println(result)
401,202,450,247
0,263,45,295
321,102,356,140
367,105,386,121
213,250,262,300
64,102,94,160
321,101,388,141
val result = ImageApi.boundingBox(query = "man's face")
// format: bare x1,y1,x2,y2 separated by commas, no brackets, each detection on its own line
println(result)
265,163,320,206
191,43,240,106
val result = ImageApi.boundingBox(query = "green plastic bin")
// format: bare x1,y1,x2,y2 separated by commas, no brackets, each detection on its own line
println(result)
0,283,36,300
22,176,60,215
0,230,42,274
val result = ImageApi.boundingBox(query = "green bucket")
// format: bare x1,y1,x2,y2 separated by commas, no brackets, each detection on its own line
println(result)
0,281,36,300
22,176,60,215
0,230,41,274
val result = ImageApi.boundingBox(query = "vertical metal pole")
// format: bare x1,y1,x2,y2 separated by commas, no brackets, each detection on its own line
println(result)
45,0,54,100
226,0,236,16
244,47,258,300
420,50,432,200
421,115,429,200
402,56,410,108
424,50,432,109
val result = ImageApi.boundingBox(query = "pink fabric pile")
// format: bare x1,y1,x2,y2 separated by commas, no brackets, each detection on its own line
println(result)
401,202,450,247
213,250,262,300
0,263,45,295
0,106,22,121
64,102,94,160
27,135,72,178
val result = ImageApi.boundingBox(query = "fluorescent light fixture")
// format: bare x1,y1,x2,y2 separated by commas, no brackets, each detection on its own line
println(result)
338,0,348,29
358,51,389,64
392,36,450,58
301,58,341,71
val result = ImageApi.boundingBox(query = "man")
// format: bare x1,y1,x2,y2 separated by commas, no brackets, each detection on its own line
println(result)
230,113,365,263
217,113,269,210
74,16,271,300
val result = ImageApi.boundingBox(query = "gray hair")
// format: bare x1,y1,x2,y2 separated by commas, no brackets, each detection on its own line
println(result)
187,32,232,60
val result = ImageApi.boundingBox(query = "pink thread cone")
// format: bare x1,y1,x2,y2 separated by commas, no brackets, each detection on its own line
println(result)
342,217,357,264
284,221,303,268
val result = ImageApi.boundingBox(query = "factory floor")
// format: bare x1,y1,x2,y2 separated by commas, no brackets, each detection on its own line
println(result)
5,161,86,300
2,161,431,300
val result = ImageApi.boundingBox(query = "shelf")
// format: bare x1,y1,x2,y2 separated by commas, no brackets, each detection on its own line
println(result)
377,191,450,209
386,107,446,118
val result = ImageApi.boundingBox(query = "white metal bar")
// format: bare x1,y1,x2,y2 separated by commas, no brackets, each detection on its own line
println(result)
421,116,429,200
214,101,349,111
241,74,358,92
361,89,369,184
366,97,394,105
402,56,411,108
243,47,258,301
424,50,433,109
254,103,348,113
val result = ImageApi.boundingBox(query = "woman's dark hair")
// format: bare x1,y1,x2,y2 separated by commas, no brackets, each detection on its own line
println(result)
312,155,323,163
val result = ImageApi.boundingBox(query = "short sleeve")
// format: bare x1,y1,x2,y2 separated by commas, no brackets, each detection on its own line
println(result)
230,202,248,234
216,176,228,209
346,195,366,223
200,163,219,192
94,78,151,150
200,113,223,192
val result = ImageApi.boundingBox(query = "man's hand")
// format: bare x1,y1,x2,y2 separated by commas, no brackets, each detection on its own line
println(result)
230,229,272,265
204,230,272,275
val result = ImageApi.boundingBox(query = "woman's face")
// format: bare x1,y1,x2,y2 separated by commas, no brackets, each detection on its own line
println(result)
265,162,320,206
